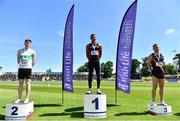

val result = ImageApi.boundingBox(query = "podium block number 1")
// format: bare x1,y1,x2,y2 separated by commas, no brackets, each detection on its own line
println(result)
92,98,99,110
11,106,18,115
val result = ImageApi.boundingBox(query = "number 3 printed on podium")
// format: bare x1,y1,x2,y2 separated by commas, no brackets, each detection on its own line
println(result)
164,107,167,113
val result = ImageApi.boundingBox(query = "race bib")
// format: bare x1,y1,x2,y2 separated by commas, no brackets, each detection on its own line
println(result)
21,60,28,65
91,51,98,55
156,61,164,67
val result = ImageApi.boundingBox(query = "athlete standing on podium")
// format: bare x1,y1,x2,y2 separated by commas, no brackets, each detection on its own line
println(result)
147,43,168,106
15,39,36,104
86,34,102,94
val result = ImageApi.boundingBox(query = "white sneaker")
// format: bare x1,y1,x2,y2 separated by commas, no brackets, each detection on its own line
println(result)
150,101,157,106
160,101,168,106
97,89,102,94
14,99,21,104
24,98,29,104
86,89,92,94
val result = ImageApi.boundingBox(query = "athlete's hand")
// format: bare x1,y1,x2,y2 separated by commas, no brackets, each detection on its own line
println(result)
148,69,152,73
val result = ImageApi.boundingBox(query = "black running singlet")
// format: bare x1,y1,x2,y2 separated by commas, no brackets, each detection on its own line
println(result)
87,43,101,61
151,53,165,79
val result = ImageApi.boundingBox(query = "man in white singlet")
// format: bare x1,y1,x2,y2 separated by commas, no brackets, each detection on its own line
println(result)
15,39,36,104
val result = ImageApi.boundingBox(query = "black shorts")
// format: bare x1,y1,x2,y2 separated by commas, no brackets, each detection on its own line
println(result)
152,69,165,79
18,68,32,79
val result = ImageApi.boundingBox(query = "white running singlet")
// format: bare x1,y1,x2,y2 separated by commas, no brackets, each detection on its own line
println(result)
18,48,36,69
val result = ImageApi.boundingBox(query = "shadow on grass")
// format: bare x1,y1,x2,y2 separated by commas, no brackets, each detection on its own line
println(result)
64,104,119,112
174,113,180,116
39,112,70,117
39,106,84,118
71,112,84,118
64,106,83,112
0,114,5,120
64,106,84,118
40,104,119,118
34,104,62,108
107,104,120,107
63,104,119,118
114,111,148,116
39,111,84,118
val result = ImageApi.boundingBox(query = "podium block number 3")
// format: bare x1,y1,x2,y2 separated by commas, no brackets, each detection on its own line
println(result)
11,106,18,115
92,98,99,110
164,107,167,113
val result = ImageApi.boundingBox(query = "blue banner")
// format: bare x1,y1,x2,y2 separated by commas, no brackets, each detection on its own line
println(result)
116,0,137,93
62,5,74,92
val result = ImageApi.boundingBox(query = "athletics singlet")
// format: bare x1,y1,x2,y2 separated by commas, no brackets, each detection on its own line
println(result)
86,43,102,61
18,48,36,69
151,53,165,79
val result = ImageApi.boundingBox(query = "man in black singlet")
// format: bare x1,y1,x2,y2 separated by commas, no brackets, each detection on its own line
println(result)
86,34,102,94
147,43,168,106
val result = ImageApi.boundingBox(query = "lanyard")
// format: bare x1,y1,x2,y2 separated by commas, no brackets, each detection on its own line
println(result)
92,43,96,50
154,52,161,61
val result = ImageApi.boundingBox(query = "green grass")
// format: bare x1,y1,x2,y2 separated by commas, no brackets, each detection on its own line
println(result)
0,81,180,120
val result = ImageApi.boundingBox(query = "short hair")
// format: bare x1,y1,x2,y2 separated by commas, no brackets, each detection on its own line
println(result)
153,43,158,48
25,39,32,43
90,34,96,39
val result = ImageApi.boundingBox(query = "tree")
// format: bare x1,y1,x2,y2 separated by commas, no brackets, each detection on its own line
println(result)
77,65,87,72
131,59,141,79
141,57,151,77
46,69,52,74
164,63,176,75
77,62,88,72
101,62,105,73
102,61,113,78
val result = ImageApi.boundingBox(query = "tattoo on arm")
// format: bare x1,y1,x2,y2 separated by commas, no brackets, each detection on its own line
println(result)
32,52,36,66
17,50,20,64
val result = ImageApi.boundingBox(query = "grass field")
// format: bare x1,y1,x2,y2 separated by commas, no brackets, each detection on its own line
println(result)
0,81,180,120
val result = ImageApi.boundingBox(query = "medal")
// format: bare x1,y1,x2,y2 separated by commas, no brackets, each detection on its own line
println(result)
154,52,164,67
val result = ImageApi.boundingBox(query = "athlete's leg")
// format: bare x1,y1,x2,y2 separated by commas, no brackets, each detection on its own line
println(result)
15,69,24,103
158,78,165,102
25,79,31,100
152,76,158,102
95,61,100,89
15,79,24,103
18,79,24,99
88,61,93,89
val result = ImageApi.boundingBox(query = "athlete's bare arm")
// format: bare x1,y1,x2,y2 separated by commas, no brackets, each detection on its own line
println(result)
86,45,91,60
32,51,36,66
99,45,102,59
17,50,21,64
147,55,153,72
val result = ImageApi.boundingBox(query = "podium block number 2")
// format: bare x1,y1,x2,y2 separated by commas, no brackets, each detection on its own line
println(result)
92,98,99,110
11,106,18,115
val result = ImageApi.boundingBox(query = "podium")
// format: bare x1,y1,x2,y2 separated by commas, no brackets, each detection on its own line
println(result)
5,101,34,121
147,104,172,115
84,94,107,118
